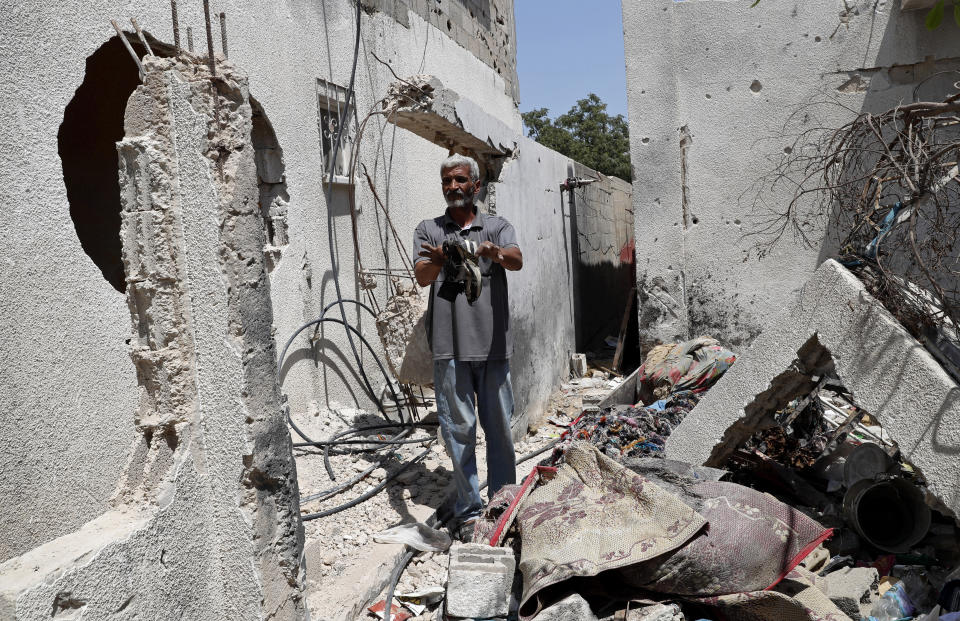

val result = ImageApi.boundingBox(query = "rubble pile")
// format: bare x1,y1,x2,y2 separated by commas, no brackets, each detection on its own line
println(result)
360,330,960,621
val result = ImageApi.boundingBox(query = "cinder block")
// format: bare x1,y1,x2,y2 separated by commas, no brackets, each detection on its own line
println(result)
445,543,515,619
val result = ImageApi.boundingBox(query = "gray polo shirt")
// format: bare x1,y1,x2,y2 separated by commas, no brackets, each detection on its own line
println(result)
413,209,519,361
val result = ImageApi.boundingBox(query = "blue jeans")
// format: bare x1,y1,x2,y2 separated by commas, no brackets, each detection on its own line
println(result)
433,359,517,523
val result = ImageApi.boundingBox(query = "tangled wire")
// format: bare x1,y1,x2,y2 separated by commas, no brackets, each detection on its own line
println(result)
750,85,960,342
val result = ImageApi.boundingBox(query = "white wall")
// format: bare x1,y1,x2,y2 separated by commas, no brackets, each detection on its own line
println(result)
622,0,960,349
0,0,523,560
1,0,590,562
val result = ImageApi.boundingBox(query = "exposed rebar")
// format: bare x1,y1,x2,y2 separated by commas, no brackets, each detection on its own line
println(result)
203,0,216,77
170,0,181,55
110,20,145,80
130,18,154,56
219,12,228,59
186,26,194,52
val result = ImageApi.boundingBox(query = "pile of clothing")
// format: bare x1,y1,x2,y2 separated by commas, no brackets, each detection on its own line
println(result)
544,391,701,466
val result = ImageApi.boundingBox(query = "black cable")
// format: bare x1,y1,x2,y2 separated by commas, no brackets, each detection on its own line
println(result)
383,548,417,621
292,436,434,449
321,298,377,320
278,316,403,437
323,0,379,425
301,446,431,521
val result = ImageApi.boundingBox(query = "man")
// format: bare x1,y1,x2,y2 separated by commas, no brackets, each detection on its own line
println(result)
412,153,523,540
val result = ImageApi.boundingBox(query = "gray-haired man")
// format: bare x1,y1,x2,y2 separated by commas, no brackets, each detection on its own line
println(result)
412,153,523,540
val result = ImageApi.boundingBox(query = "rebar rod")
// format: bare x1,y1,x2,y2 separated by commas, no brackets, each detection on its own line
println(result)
110,20,145,80
187,26,194,52
130,18,154,56
170,0,181,55
219,12,228,59
202,0,216,77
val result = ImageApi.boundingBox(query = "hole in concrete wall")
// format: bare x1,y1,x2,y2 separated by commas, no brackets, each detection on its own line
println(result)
750,79,763,93
250,97,290,272
58,35,172,293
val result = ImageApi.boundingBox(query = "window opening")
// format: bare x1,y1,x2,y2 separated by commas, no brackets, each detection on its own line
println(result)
316,78,355,184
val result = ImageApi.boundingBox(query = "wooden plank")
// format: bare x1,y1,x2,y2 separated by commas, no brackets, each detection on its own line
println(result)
612,287,637,371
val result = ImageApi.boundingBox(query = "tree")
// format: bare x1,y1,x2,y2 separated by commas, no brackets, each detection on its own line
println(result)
522,94,632,182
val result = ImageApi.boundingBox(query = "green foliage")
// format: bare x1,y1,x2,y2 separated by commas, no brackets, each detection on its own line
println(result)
521,94,632,182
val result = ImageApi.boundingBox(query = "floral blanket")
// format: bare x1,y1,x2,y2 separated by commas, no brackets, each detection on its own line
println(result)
516,443,707,619
515,443,836,621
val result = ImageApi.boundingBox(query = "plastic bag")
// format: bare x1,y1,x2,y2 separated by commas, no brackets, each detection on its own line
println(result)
373,522,451,552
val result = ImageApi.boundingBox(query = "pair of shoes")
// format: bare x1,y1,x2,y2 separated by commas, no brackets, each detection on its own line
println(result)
452,518,478,543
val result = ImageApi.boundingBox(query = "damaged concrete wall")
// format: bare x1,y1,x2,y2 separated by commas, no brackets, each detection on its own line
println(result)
491,137,581,437
0,0,525,560
667,259,960,518
1,58,304,619
360,0,519,101
622,0,960,349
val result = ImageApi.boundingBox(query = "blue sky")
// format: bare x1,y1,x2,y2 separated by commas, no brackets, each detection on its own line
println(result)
514,0,628,122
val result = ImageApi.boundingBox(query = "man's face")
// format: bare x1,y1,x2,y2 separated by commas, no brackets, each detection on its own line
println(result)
441,164,481,209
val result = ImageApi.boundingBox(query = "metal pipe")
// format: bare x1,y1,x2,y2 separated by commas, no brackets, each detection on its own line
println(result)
186,26,194,52
130,18,154,56
203,0,216,76
170,0,181,55
219,12,228,59
110,20,145,80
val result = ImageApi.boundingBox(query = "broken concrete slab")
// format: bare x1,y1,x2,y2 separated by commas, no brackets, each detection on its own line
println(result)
445,542,516,619
534,593,599,621
383,75,516,176
666,259,960,518
823,566,879,619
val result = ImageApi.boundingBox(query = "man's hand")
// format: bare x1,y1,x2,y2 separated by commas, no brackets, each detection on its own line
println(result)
476,241,501,261
418,243,445,266
477,241,522,271
415,243,445,287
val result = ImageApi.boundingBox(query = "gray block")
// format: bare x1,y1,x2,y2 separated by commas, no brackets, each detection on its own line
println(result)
445,542,516,619
823,566,879,619
535,593,598,621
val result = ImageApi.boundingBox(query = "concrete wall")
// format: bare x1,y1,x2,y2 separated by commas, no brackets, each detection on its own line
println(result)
1,0,619,571
360,0,520,100
2,58,305,620
0,0,522,563
622,0,960,349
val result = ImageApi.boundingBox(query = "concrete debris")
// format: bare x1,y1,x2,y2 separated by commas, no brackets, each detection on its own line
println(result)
383,75,516,175
570,353,588,378
444,543,516,619
534,593,598,621
375,281,433,386
823,566,879,619
667,259,960,520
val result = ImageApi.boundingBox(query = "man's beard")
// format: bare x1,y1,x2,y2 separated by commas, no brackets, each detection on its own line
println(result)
444,189,475,209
